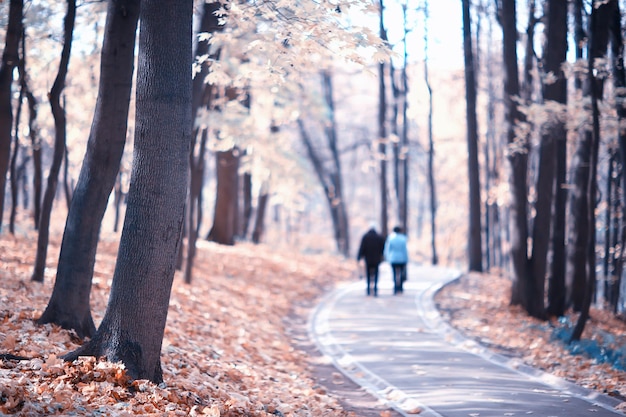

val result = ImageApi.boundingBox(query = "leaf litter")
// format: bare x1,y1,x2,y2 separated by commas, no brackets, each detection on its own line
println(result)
1,232,370,416
2,232,626,415
435,272,626,412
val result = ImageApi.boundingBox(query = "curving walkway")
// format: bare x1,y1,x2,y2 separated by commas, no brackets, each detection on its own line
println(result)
308,264,624,417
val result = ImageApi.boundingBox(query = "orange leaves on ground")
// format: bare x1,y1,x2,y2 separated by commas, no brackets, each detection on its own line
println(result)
435,272,626,402
1,233,358,416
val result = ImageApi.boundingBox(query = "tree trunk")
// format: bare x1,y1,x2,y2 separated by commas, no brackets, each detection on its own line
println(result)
610,0,626,314
242,171,252,237
571,0,611,342
32,0,76,283
208,149,240,245
0,0,23,232
566,0,610,312
252,183,269,244
544,0,568,317
63,0,193,383
322,71,350,256
36,0,139,337
424,0,437,265
378,0,388,238
184,130,207,284
463,0,482,272
500,0,529,305
184,0,222,282
9,87,24,235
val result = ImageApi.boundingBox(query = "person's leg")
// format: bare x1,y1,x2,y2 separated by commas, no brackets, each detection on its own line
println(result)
392,264,401,294
373,265,379,296
399,263,406,292
365,265,372,295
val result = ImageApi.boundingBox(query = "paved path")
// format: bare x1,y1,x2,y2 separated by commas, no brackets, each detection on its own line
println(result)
309,264,624,417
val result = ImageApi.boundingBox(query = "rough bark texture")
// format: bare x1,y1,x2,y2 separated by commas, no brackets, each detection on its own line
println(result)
64,0,193,383
500,0,529,307
544,0,568,317
0,0,23,231
32,0,76,283
37,0,140,338
463,0,482,272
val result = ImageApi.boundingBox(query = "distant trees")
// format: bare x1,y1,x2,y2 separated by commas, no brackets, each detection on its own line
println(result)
463,0,626,332
0,0,23,232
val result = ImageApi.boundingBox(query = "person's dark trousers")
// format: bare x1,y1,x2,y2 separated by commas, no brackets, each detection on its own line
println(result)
366,264,379,296
391,263,406,294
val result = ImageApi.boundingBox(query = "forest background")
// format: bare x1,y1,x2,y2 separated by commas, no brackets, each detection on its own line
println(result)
2,0,626,415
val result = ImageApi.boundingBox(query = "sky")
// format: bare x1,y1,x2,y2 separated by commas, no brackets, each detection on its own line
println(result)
383,0,465,70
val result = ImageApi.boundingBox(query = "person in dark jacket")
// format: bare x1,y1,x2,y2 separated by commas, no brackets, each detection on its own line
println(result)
357,224,386,296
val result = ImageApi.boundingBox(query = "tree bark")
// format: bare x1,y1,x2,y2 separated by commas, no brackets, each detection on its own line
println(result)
499,0,529,306
378,0,388,238
36,0,140,337
184,0,222,282
609,0,626,314
63,0,193,383
208,149,240,245
543,0,568,317
252,183,269,244
570,0,611,342
566,0,610,312
424,0,437,265
32,0,76,283
0,0,23,232
463,0,482,272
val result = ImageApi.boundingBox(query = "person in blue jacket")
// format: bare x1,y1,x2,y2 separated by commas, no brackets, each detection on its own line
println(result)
384,226,408,294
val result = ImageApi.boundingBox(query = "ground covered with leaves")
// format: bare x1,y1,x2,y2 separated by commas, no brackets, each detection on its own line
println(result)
2,233,626,416
1,233,374,416
436,272,626,409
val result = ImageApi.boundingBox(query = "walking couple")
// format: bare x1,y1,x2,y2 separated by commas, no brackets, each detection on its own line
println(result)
357,223,408,297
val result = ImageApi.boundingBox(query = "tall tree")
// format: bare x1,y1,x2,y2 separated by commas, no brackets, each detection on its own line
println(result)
544,0,568,317
36,0,140,338
378,0,389,238
64,0,193,383
31,0,76,283
462,0,482,272
608,0,626,313
566,0,610,312
184,0,223,283
570,0,611,342
424,0,438,265
0,0,23,232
